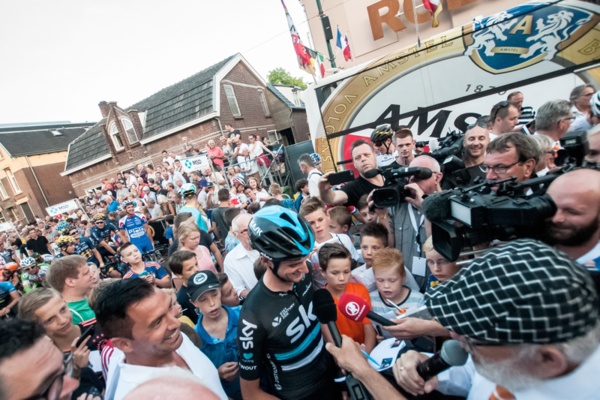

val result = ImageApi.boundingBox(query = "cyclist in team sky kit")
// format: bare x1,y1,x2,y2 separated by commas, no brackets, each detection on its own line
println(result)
90,213,119,258
238,206,341,400
118,199,154,253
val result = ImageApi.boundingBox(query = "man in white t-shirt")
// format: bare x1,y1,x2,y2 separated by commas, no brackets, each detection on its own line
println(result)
299,197,359,287
298,153,323,198
96,279,227,400
223,214,260,300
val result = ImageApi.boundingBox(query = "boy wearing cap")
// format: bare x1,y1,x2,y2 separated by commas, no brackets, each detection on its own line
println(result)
189,271,242,400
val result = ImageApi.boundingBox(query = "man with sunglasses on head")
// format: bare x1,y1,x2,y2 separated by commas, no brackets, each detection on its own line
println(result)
534,99,574,149
489,101,520,140
0,319,81,400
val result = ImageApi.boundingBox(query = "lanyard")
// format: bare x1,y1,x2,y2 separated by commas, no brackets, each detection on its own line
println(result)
408,205,425,253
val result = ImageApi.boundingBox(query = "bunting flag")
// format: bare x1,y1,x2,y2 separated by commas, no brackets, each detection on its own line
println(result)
422,0,442,28
282,0,315,75
343,35,353,62
336,27,343,50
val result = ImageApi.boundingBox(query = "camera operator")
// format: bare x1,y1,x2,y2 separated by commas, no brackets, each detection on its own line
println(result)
489,101,520,140
388,155,443,291
545,169,600,267
319,139,384,209
394,240,600,399
482,132,538,191
535,99,573,146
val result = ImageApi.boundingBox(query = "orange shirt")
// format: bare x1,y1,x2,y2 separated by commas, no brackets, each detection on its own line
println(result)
328,282,371,345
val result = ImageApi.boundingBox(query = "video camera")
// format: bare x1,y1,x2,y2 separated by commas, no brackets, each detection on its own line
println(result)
367,165,433,208
422,129,593,261
428,130,466,177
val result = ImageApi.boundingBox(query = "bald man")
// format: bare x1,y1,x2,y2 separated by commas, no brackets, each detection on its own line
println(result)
123,375,221,400
545,169,600,266
389,155,443,290
443,125,490,189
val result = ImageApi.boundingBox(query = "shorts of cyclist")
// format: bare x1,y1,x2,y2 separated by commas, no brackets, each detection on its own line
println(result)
133,239,153,254
98,245,118,259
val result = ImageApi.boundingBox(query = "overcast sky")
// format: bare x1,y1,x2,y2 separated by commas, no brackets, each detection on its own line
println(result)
0,0,314,124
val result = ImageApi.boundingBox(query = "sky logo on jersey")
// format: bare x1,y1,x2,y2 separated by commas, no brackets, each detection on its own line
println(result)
464,3,595,74
240,319,257,350
285,302,316,344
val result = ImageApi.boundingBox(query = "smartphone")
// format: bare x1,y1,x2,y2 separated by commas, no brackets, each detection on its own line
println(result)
76,324,95,348
328,170,354,186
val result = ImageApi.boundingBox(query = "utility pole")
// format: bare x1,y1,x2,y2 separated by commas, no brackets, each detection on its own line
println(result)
315,0,337,69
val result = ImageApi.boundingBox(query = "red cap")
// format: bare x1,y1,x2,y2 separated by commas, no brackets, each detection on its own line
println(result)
338,293,370,323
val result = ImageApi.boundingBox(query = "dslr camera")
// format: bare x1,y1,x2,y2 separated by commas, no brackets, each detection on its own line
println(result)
369,165,432,208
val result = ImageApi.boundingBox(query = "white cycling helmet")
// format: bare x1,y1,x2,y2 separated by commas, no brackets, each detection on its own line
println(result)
181,183,197,197
21,257,36,268
590,91,600,116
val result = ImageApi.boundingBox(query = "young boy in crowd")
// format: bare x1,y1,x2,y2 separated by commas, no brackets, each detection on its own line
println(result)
216,272,240,308
328,206,354,244
120,243,171,288
369,248,424,315
300,197,359,287
164,215,175,244
357,194,378,223
352,223,420,293
422,237,464,291
319,243,376,354
189,270,242,400
169,250,202,324
294,178,309,212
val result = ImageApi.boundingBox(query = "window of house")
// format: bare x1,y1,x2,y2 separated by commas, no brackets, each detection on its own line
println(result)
5,169,20,194
293,89,302,107
0,180,8,200
224,85,242,118
7,207,17,221
0,212,6,223
111,124,124,150
258,90,270,117
121,119,139,144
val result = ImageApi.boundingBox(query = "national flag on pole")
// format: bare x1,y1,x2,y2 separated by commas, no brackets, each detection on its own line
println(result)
343,35,353,62
281,0,315,75
422,0,442,28
336,27,343,50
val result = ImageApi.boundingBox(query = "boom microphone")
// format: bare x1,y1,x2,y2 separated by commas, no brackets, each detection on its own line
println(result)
416,340,468,381
421,191,454,223
363,169,380,179
338,293,394,326
313,289,343,347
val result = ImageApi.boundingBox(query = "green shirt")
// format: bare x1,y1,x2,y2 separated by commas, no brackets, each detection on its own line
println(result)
68,298,95,325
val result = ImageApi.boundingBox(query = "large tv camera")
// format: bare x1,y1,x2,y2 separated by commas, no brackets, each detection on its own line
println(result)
428,130,466,178
367,165,433,208
422,129,592,261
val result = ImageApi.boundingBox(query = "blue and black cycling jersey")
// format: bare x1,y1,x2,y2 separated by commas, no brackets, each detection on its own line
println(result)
76,236,98,265
237,266,331,400
90,222,118,248
0,281,16,309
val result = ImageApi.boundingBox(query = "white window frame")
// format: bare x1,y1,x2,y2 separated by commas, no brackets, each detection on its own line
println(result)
0,180,8,200
121,118,139,144
258,89,270,117
5,168,20,194
110,123,124,151
224,84,242,118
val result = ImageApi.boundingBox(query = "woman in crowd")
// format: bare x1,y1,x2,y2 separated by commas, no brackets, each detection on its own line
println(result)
177,220,217,274
247,176,270,200
157,194,175,216
136,177,149,197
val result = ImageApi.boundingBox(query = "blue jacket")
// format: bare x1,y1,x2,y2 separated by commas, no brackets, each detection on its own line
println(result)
195,306,242,400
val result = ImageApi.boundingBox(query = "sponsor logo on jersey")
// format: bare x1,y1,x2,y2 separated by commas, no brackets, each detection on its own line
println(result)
240,364,257,371
240,319,257,350
243,353,253,360
272,316,282,327
286,302,316,343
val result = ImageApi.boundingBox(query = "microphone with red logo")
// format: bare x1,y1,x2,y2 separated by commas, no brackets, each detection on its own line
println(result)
338,293,395,326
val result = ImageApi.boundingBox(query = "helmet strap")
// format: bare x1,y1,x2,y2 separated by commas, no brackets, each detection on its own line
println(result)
269,261,287,282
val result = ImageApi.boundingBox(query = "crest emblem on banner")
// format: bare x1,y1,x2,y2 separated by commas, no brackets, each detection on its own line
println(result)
463,4,596,74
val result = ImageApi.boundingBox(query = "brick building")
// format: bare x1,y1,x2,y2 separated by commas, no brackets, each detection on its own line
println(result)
0,122,95,222
62,54,309,195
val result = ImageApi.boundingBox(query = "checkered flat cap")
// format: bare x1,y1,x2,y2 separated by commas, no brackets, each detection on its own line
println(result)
425,239,598,344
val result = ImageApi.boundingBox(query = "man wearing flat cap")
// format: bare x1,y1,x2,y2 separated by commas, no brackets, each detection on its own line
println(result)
392,239,600,399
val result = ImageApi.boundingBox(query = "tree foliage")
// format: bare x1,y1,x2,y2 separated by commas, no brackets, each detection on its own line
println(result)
267,68,307,89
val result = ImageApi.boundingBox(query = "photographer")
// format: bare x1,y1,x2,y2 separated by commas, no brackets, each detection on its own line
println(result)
319,139,384,209
545,169,600,266
388,155,442,290
394,240,600,399
482,132,538,190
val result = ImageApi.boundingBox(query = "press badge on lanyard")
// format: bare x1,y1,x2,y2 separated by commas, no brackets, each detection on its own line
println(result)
408,205,427,277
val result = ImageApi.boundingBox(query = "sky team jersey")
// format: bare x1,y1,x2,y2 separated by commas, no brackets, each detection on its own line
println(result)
237,267,330,399
90,222,118,247
122,262,168,282
118,214,150,245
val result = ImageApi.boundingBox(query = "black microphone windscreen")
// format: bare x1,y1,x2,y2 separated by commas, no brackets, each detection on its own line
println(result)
363,169,380,179
415,168,432,180
440,340,469,366
313,289,338,323
422,192,452,223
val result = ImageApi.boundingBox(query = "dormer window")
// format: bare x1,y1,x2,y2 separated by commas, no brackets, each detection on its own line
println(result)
121,119,139,144
110,124,124,151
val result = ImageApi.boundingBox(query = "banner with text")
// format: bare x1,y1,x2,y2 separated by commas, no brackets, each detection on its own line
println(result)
182,154,210,173
46,200,79,217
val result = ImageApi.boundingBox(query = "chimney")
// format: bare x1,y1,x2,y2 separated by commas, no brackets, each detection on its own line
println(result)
98,101,109,118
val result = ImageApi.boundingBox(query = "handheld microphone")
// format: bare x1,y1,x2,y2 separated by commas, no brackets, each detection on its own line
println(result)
313,290,371,400
313,289,342,347
338,293,395,327
416,340,469,381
